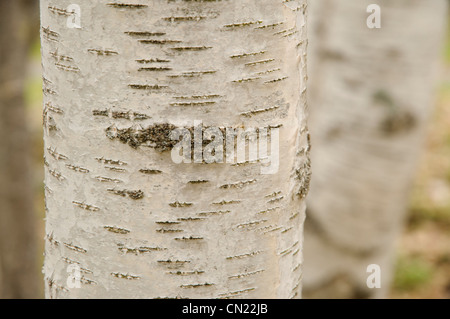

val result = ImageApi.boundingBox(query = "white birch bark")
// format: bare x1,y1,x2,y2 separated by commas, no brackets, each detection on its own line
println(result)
40,0,309,298
304,0,447,298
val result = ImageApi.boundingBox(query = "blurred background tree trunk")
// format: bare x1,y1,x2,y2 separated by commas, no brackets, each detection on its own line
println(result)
304,0,448,298
0,0,39,298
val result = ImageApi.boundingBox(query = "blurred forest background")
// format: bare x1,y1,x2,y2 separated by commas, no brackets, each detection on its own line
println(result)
0,1,449,298
391,20,450,297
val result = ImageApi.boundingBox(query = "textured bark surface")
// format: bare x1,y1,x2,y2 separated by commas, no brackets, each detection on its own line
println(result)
41,0,309,298
0,0,39,299
304,0,447,298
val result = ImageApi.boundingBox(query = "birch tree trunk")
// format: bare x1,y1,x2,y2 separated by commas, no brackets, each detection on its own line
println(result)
40,0,309,298
304,0,447,298
0,0,39,299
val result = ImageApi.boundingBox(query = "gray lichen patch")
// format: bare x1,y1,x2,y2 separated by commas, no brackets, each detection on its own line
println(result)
106,123,178,150
295,157,311,199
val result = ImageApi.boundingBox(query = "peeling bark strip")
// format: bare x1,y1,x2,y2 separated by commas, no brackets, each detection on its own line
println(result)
41,0,308,298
